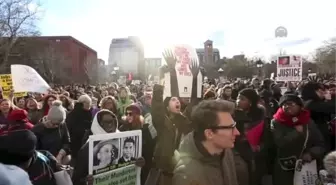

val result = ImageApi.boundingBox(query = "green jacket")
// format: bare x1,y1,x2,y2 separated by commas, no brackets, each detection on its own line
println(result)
173,132,239,185
151,84,191,173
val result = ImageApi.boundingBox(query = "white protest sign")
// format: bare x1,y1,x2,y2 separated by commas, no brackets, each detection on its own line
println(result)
162,45,202,98
88,130,142,185
293,159,318,185
11,65,50,93
277,55,302,82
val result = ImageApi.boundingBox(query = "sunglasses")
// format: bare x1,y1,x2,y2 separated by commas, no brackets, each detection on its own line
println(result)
126,112,133,116
209,122,237,130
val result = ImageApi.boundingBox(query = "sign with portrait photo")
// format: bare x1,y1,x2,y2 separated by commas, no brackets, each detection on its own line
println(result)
88,130,142,185
277,55,302,82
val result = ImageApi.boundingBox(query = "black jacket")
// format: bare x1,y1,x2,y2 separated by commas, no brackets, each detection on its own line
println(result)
66,103,92,161
32,123,71,157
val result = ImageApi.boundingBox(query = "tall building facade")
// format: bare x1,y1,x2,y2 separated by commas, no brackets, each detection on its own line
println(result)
196,40,220,66
4,36,98,83
108,36,145,79
144,58,162,77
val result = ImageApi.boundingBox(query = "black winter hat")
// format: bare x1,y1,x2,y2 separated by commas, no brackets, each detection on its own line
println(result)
0,130,37,165
279,94,303,107
239,88,260,106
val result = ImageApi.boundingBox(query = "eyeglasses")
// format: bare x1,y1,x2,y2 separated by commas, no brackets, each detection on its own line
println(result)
126,112,132,116
209,122,237,130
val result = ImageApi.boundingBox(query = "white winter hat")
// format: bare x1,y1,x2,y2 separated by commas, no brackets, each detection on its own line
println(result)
47,100,66,123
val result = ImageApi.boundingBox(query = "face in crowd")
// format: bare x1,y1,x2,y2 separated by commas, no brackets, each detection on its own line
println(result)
120,89,127,99
282,101,301,116
0,100,11,114
236,94,250,110
126,110,134,123
98,112,117,133
205,112,240,150
168,97,181,113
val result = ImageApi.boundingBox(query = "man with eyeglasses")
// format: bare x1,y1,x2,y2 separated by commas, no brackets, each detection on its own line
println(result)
173,100,240,185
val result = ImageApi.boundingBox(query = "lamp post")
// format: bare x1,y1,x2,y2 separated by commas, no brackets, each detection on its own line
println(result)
218,68,224,82
256,59,264,77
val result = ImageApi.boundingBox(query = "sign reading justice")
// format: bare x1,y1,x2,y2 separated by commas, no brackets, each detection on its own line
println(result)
277,55,302,82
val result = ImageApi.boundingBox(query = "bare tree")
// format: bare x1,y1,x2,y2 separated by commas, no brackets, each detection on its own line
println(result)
32,44,72,83
314,37,336,74
0,0,40,70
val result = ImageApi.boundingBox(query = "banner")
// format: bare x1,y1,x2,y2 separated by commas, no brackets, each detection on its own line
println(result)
277,55,302,82
88,130,142,185
11,65,50,94
162,45,203,98
0,74,27,99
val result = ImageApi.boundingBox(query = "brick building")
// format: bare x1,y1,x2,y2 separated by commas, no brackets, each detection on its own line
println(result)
4,36,98,83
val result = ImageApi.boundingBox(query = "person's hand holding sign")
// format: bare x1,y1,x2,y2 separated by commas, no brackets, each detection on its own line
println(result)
162,49,177,72
189,58,199,78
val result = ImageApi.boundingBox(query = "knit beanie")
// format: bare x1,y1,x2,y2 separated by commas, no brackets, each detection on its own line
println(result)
126,103,142,115
279,94,303,107
7,109,29,122
47,100,66,123
0,130,37,166
239,88,260,106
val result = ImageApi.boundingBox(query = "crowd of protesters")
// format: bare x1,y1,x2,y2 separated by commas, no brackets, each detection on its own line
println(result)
0,71,335,185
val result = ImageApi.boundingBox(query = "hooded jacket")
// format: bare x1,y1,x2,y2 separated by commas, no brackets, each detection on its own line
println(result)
117,87,133,117
72,110,118,185
173,132,238,185
270,108,325,185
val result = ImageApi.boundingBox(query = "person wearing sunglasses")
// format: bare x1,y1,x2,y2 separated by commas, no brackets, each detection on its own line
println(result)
173,100,240,185
119,104,143,131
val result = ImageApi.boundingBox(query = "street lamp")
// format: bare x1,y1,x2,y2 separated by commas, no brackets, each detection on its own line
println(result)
256,59,263,77
218,68,224,82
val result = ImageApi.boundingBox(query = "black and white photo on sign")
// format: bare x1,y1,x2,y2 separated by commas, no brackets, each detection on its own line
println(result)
92,138,120,171
118,136,139,164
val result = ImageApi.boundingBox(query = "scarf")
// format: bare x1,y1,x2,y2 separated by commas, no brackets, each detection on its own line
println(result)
273,108,310,127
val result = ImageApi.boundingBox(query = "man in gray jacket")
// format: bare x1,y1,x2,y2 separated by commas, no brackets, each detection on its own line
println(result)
173,100,240,185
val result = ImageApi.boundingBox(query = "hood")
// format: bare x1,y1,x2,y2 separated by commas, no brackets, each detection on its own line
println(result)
176,132,223,167
273,108,311,127
91,110,119,135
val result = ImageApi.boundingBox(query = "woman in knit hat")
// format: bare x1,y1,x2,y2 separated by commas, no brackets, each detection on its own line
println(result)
32,100,71,164
270,94,325,185
119,103,144,131
234,88,268,185
0,109,34,134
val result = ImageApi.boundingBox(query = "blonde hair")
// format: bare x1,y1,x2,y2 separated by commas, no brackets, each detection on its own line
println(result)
99,96,116,109
324,151,336,178
78,94,92,104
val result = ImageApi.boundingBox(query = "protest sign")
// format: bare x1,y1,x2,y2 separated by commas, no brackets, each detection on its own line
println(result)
0,74,27,99
11,65,50,94
277,55,302,82
89,130,142,185
293,159,319,185
162,45,203,98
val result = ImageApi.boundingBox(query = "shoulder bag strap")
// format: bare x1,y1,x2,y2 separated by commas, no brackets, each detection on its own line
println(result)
299,126,309,158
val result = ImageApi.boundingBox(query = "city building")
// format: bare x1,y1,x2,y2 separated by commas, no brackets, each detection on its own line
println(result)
97,59,107,83
196,40,220,66
144,58,162,77
108,36,145,79
3,36,98,83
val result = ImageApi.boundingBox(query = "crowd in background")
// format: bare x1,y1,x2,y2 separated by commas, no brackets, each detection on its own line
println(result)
0,75,335,185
